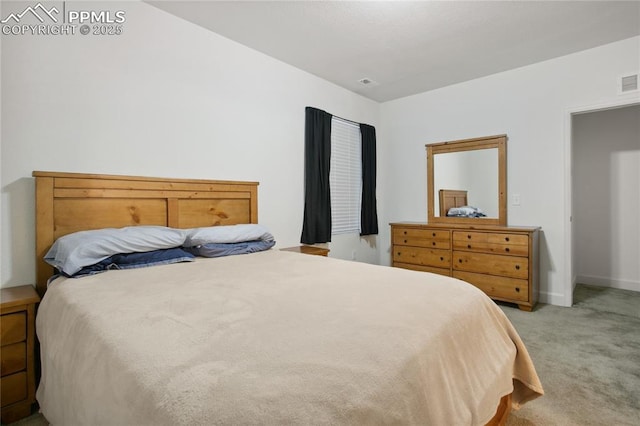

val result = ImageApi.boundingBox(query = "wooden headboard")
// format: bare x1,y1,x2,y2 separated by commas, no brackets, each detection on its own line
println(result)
33,171,259,296
438,189,468,216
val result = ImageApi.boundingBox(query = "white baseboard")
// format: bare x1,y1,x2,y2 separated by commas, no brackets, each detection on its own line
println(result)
576,275,640,292
539,291,570,307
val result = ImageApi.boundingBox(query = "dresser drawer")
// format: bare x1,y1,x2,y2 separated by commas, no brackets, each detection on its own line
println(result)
393,228,450,249
0,313,26,346
453,231,528,256
454,271,529,302
1,343,26,377
453,251,528,279
453,239,529,256
393,247,451,269
393,262,450,277
0,371,27,407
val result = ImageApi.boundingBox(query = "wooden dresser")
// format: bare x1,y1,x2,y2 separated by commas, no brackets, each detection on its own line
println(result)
1,285,40,423
391,223,539,311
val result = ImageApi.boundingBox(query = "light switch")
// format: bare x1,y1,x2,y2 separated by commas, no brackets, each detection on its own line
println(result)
512,194,521,206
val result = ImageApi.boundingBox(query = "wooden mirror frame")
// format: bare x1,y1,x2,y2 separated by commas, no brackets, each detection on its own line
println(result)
426,134,507,226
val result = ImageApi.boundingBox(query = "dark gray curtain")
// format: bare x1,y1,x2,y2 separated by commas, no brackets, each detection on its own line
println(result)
359,124,379,235
301,107,333,244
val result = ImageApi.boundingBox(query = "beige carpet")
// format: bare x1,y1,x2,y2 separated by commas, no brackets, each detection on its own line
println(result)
504,284,640,426
7,284,639,426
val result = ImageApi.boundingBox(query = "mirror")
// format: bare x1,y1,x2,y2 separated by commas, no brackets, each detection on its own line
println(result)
426,134,507,225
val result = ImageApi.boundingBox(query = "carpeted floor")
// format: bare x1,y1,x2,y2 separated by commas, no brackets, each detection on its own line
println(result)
504,284,640,426
6,284,639,426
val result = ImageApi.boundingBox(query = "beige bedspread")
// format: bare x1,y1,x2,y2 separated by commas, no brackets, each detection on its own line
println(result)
36,250,542,425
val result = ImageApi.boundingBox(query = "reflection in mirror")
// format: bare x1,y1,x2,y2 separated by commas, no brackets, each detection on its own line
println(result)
433,148,498,217
426,134,507,226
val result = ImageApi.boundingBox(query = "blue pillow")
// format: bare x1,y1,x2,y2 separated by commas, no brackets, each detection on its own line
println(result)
186,240,275,258
45,226,188,276
67,248,195,278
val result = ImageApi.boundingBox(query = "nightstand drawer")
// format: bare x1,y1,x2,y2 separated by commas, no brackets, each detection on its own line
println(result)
1,343,26,376
280,246,330,256
0,371,27,407
0,285,40,422
0,313,26,346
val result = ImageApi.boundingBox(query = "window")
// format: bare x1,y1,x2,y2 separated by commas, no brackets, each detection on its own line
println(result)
330,117,362,235
301,106,377,245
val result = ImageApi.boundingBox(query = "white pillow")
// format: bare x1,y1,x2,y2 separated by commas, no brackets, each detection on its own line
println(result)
45,226,187,276
184,224,274,247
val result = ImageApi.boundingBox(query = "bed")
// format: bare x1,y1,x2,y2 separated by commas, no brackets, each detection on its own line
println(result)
438,189,468,216
33,171,543,426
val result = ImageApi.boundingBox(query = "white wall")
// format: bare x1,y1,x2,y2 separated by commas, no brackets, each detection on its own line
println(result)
573,105,640,292
379,36,640,306
0,1,380,288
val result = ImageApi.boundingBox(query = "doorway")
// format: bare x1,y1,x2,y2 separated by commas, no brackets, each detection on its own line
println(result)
571,104,640,300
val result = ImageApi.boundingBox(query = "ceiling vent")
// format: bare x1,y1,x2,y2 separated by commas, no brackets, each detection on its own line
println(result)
358,77,379,87
620,73,638,93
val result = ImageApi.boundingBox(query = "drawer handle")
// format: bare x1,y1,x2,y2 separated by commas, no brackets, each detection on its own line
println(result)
505,247,510,252
432,242,436,246
458,259,463,263
515,265,520,270
403,231,407,235
404,239,408,244
467,244,471,249
467,235,471,239
432,232,436,237
440,257,444,261
397,252,401,256
515,287,520,293
505,237,510,242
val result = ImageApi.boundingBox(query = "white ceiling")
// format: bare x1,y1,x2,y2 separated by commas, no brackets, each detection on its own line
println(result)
148,1,640,102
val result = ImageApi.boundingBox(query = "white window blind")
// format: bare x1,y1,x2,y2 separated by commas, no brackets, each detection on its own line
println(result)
330,117,362,235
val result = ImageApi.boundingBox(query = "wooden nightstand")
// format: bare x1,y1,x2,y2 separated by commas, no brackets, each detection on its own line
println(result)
1,285,40,423
280,245,330,257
